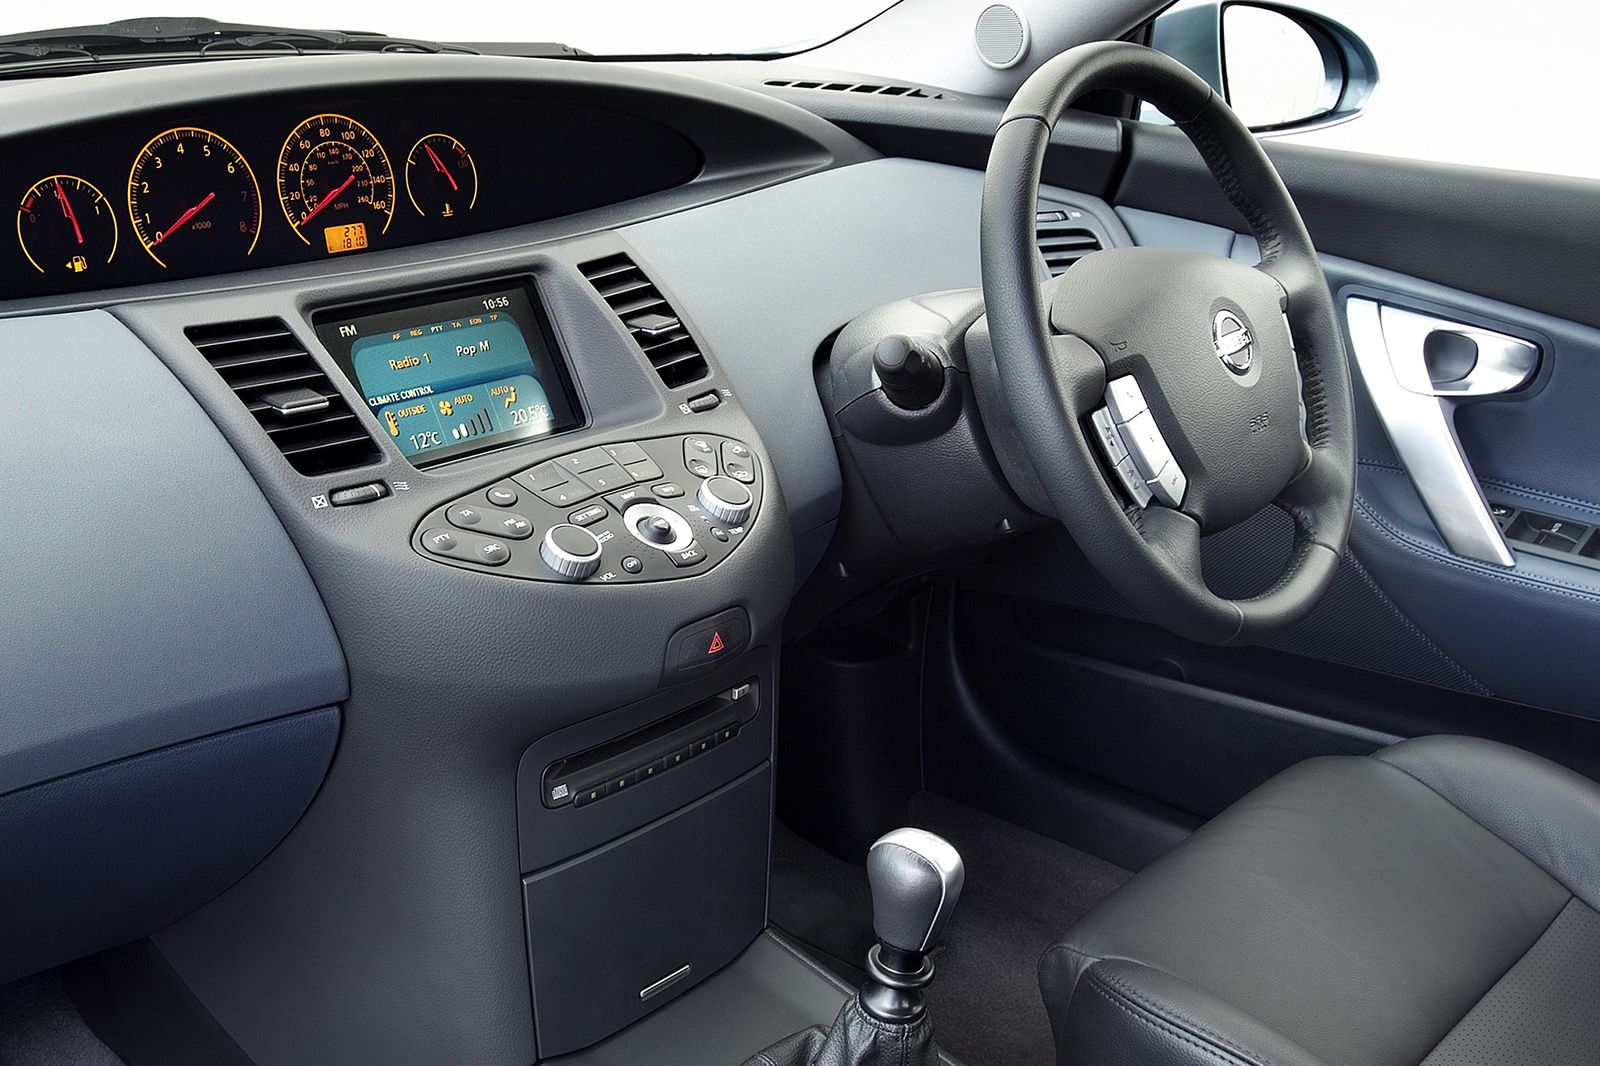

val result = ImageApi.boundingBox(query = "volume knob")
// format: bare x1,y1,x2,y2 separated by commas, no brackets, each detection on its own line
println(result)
540,524,603,579
696,475,753,526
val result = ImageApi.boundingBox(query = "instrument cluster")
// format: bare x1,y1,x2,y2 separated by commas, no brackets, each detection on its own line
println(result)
6,86,702,300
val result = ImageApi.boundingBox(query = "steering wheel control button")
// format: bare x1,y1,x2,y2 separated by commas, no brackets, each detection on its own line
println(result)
621,555,644,575
697,476,753,526
1120,410,1176,481
568,504,608,527
486,486,519,507
495,513,535,540
1147,462,1188,508
1105,376,1149,422
664,608,751,680
652,482,685,499
1090,408,1130,464
1111,456,1153,508
540,524,603,580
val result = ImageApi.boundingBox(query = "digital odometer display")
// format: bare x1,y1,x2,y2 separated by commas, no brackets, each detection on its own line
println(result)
316,281,582,467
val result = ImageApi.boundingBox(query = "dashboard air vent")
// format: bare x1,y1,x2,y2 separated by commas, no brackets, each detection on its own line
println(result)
578,253,709,389
763,79,943,99
187,318,381,476
1035,210,1103,276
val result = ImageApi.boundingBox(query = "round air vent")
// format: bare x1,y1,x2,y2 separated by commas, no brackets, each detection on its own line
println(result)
974,4,1030,70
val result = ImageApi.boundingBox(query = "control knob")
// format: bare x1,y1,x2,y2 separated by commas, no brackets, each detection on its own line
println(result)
697,475,753,526
540,524,603,579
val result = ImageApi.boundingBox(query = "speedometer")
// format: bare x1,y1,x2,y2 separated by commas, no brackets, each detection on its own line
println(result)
277,114,395,251
128,127,261,269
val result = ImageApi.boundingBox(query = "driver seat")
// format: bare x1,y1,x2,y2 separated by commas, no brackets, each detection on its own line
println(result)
1040,735,1600,1066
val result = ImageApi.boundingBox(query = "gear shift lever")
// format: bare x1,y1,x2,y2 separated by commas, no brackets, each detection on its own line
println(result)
741,828,964,1066
861,828,966,1022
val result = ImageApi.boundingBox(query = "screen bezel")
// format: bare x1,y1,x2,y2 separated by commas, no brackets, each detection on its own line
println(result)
312,276,585,469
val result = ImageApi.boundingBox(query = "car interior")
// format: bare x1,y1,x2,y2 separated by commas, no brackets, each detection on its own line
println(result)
4,2,1599,1065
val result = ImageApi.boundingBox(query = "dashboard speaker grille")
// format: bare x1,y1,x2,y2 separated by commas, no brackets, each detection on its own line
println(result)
1035,210,1103,276
975,4,1029,69
187,318,381,476
578,253,709,389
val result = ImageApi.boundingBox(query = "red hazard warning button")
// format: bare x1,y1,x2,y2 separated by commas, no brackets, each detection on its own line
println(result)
664,607,751,681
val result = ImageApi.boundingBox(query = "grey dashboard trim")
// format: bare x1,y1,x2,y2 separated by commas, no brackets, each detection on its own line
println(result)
0,309,347,796
622,157,1126,581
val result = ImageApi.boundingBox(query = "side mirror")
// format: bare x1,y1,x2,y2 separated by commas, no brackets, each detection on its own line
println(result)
1148,1,1378,133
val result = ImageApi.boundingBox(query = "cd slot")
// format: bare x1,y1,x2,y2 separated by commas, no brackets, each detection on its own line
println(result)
541,680,757,809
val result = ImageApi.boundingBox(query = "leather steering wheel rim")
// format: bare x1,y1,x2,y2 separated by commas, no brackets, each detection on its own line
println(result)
979,42,1356,645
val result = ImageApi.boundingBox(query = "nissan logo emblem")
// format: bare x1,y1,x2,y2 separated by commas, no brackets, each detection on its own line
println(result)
1212,309,1253,375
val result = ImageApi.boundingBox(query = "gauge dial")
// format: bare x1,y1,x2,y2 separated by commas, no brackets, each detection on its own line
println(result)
277,114,395,247
128,128,261,268
405,134,478,219
18,175,118,276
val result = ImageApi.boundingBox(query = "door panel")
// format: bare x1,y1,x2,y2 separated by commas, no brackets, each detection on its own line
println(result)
946,136,1600,837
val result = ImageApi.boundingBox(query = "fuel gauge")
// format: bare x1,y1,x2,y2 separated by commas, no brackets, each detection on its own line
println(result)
17,175,118,276
405,134,477,220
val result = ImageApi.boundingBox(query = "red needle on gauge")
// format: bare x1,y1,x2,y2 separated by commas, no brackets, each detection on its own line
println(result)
150,191,215,248
424,143,458,192
298,172,357,228
53,179,83,245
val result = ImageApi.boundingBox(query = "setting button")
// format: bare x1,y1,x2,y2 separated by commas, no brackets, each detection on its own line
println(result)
422,529,458,555
568,504,608,527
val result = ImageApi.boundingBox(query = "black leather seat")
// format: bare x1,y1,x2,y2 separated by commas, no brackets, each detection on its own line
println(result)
1040,736,1600,1066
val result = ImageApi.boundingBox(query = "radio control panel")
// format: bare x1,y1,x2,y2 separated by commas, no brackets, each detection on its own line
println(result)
411,433,763,583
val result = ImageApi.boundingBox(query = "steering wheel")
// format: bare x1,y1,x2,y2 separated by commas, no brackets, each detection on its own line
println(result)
978,42,1356,646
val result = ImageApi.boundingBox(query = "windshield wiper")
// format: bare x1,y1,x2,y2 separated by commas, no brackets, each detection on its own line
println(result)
0,17,585,76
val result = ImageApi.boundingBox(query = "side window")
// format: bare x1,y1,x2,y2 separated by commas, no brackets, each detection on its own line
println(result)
1144,0,1599,180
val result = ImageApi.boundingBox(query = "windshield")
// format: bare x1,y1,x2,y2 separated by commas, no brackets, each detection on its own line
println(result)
11,1,899,55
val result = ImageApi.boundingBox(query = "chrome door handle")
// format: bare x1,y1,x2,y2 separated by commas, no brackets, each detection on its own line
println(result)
1346,299,1540,566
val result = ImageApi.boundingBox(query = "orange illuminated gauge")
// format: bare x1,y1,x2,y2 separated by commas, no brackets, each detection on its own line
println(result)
277,114,394,246
17,174,118,276
405,133,477,219
129,127,262,268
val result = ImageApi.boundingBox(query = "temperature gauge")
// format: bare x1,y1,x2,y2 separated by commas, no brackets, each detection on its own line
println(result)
17,175,118,276
405,134,477,220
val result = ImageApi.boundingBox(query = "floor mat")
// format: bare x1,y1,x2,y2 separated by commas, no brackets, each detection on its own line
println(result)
771,792,1131,1066
0,973,123,1066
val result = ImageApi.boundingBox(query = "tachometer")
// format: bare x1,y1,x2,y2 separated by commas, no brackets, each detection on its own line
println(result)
405,134,478,220
18,175,118,276
129,127,262,268
277,114,394,251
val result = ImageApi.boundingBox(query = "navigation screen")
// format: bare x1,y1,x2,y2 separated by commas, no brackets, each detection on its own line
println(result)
316,281,582,467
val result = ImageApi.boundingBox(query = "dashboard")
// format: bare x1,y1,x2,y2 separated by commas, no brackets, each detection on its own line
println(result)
6,82,702,299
